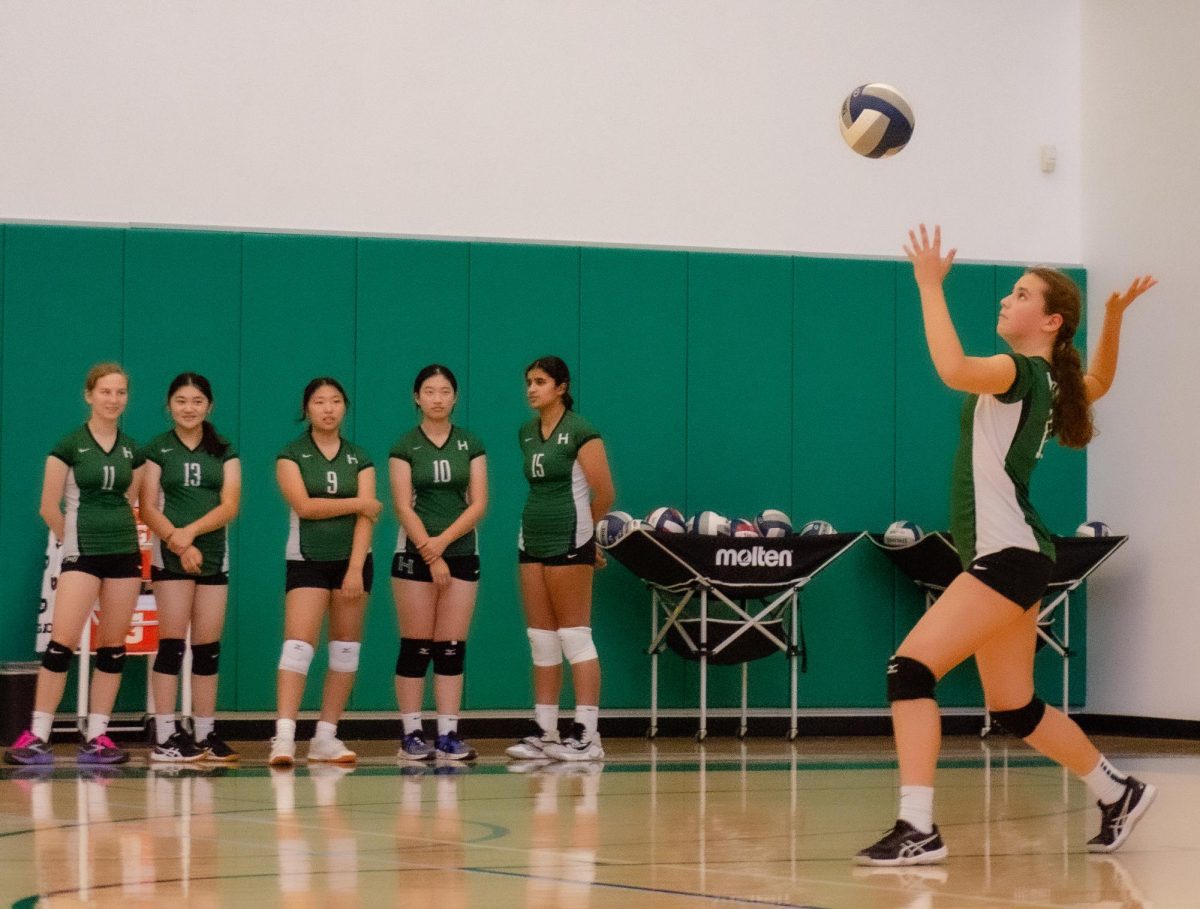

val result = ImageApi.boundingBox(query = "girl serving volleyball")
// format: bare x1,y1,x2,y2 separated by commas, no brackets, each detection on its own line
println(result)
857,225,1157,865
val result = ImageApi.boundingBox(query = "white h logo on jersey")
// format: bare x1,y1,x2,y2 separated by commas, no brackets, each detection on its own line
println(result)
346,453,358,464
557,432,569,445
122,446,132,458
457,440,469,450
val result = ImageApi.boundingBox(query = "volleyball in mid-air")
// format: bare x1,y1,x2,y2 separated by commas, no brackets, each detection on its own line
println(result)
839,83,915,158
883,520,924,547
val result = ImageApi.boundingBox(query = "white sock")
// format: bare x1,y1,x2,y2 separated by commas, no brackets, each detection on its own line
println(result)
1081,755,1128,805
86,713,109,742
193,716,215,740
275,717,297,741
534,704,558,736
155,714,177,744
898,785,935,834
31,711,53,742
437,714,458,736
575,705,599,739
314,720,338,742
401,713,423,736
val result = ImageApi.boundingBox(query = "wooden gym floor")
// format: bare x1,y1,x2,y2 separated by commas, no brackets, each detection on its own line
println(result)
0,734,1193,907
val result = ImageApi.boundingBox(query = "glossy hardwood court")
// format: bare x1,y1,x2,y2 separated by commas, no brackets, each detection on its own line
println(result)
0,735,1192,907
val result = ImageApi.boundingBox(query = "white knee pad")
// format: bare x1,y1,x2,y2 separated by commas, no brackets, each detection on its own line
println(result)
527,628,562,667
558,626,598,665
278,639,315,675
328,640,361,673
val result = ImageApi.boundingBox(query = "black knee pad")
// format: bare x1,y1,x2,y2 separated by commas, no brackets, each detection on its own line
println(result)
191,641,221,677
432,640,466,677
152,638,187,676
886,655,937,702
395,638,433,679
95,645,127,675
41,640,73,673
991,697,1046,738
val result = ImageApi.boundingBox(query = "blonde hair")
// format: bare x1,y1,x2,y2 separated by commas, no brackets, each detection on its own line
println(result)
84,362,128,393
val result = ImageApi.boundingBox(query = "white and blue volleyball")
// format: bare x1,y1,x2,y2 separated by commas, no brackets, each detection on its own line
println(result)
800,519,837,536
839,83,915,158
730,518,759,538
646,506,687,534
595,511,634,547
1075,521,1111,537
754,509,792,538
692,511,732,537
883,520,924,547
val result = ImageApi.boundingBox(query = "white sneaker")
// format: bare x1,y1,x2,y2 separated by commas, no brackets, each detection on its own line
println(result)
542,722,604,761
268,736,296,767
506,722,560,760
307,735,357,763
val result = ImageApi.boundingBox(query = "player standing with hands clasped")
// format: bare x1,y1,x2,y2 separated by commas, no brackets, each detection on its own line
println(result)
857,225,1158,865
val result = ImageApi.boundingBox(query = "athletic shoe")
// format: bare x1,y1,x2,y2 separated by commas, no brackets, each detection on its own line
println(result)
78,735,129,765
1087,776,1157,853
198,732,239,762
307,735,356,763
151,731,205,763
855,820,948,866
542,722,604,762
268,736,296,767
398,731,435,762
506,722,560,759
434,731,477,761
4,731,54,766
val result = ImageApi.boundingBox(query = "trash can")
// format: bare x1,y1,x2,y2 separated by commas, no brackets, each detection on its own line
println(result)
0,662,40,745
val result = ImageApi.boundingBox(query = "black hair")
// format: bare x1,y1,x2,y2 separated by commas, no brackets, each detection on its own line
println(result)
166,372,229,458
525,355,574,410
300,376,350,422
412,364,459,395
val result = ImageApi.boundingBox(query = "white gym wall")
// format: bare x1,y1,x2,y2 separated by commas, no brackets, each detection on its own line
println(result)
1,2,1194,721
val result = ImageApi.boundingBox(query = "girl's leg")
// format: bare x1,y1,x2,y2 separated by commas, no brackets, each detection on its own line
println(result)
150,580,196,743
543,565,599,709
188,583,229,742
393,578,436,722
276,589,330,720
519,563,563,714
34,572,102,717
430,579,479,721
320,589,367,726
89,577,143,721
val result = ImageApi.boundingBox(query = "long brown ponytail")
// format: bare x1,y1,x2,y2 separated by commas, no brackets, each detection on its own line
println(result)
1027,268,1093,449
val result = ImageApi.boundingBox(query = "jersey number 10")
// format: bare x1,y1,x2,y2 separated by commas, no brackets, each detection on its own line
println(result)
433,460,451,483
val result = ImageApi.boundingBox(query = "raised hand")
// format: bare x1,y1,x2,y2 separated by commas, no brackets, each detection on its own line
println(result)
903,224,957,288
1106,275,1158,317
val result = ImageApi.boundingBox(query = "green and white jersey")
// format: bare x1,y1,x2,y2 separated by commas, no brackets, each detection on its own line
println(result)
277,432,373,562
50,424,144,558
143,429,238,576
390,425,486,559
519,410,600,558
950,353,1056,568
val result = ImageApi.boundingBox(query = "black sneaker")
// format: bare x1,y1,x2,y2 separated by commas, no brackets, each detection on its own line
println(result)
198,732,239,762
855,820,948,866
1087,776,1157,853
151,731,205,763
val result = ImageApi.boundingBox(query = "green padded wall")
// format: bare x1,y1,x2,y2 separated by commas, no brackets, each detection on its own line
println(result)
0,224,1091,719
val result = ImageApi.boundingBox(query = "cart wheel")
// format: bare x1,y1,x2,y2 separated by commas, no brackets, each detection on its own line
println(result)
695,729,707,743
786,729,799,742
646,727,658,740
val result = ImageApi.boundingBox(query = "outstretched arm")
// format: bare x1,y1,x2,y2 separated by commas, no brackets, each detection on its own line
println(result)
1083,275,1158,403
905,224,1016,396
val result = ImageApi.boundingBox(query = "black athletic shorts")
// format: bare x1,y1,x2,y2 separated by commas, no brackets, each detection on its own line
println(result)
391,551,480,583
151,566,229,586
285,554,375,593
60,552,143,580
967,547,1054,608
518,537,597,567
